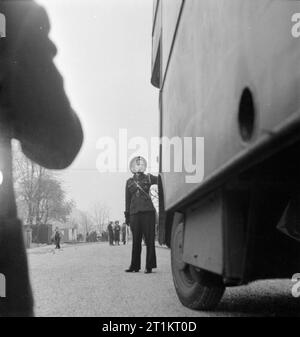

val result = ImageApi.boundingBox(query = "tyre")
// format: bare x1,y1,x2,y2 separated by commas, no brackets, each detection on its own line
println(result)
171,221,225,310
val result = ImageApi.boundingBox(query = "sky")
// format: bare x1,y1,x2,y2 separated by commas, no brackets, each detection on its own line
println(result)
37,0,159,221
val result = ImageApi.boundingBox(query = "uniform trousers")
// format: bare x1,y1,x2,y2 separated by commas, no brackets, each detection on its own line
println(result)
129,211,157,270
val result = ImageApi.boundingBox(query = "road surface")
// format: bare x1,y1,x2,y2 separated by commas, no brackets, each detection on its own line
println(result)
27,242,300,317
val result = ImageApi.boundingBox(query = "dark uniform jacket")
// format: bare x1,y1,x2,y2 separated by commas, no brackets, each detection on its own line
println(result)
124,173,158,223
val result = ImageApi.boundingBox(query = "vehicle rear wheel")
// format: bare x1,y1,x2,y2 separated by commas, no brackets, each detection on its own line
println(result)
171,221,225,310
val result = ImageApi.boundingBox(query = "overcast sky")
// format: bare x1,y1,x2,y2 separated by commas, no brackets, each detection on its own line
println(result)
37,0,159,221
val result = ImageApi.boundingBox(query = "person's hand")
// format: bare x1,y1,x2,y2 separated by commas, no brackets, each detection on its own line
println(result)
124,211,130,226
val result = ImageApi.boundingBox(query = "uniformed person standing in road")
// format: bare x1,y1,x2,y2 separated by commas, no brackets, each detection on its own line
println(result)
124,156,157,273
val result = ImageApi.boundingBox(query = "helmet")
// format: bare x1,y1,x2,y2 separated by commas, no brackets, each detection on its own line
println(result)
129,156,147,173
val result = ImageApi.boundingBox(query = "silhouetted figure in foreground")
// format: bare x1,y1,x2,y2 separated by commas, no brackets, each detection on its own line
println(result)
0,0,83,317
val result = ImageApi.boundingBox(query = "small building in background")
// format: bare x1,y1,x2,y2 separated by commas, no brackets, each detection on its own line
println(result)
62,227,78,243
32,224,53,244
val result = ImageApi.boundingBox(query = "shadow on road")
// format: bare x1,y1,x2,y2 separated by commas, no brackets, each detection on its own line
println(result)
217,281,300,316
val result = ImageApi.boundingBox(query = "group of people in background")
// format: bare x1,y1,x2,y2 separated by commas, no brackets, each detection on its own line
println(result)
107,221,127,246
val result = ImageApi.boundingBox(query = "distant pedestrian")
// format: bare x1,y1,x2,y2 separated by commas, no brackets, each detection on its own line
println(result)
107,221,114,245
54,227,62,249
121,222,127,245
114,221,121,245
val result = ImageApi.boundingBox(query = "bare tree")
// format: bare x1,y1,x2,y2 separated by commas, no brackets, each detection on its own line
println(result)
92,202,110,233
13,142,73,225
80,211,94,235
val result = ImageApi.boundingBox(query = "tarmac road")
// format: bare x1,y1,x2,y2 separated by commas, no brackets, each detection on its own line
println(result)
27,242,300,317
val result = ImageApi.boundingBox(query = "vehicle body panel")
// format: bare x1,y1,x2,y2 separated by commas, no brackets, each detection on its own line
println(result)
153,0,300,210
